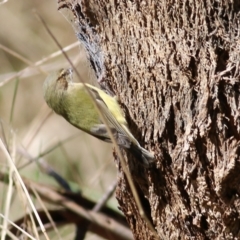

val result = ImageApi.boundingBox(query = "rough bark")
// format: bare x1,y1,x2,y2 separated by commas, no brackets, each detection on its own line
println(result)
60,0,240,239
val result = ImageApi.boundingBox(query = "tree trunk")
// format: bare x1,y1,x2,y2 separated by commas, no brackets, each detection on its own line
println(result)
59,0,240,239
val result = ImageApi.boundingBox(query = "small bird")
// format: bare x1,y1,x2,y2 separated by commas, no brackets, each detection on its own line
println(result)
43,68,154,166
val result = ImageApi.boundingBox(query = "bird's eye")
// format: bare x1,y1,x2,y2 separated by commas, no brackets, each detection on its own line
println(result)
58,69,71,81
56,76,62,82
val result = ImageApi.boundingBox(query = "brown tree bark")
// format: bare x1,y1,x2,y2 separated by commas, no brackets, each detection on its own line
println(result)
59,0,240,239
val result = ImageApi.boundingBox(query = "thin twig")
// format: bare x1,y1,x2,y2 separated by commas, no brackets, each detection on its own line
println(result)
93,181,117,212
0,139,47,238
0,214,37,240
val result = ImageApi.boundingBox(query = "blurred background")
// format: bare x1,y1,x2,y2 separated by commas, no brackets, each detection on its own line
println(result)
0,0,117,239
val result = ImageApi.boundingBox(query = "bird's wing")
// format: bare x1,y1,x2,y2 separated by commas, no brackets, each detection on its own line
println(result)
88,87,131,148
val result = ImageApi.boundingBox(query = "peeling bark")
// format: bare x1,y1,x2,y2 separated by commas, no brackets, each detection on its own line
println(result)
59,0,240,239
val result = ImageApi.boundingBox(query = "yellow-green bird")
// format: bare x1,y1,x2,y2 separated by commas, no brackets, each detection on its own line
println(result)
43,68,154,166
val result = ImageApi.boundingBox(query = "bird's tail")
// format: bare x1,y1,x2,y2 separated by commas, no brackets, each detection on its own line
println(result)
130,144,155,167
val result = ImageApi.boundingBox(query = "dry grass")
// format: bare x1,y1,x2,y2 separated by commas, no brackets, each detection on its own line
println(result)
0,1,117,239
